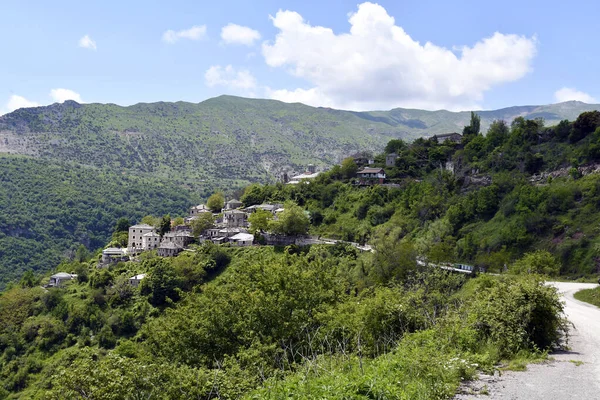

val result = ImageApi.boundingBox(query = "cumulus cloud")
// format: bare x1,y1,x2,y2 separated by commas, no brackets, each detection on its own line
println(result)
554,87,596,103
221,23,261,46
78,35,97,50
262,2,537,111
204,65,257,90
50,88,83,103
162,25,207,44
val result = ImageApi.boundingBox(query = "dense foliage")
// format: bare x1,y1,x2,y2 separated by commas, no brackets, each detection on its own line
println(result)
0,155,199,288
0,244,565,399
234,111,600,277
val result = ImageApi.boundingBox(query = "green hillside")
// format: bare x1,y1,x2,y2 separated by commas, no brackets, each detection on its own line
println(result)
0,156,198,287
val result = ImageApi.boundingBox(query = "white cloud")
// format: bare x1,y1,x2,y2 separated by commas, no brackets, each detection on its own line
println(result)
1,95,40,115
221,23,261,46
554,87,596,103
204,65,257,90
78,35,97,50
162,25,207,44
262,2,537,111
50,88,83,103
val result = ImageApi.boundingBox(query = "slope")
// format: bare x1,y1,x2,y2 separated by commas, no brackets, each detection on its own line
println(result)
0,155,199,287
1,96,598,192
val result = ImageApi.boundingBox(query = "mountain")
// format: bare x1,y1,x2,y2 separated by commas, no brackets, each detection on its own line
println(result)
1,96,598,190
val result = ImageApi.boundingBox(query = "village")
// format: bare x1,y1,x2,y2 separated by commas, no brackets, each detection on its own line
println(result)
48,132,463,289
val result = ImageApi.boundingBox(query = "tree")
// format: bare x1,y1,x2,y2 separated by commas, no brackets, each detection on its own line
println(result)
248,209,273,233
385,139,407,154
146,258,180,306
141,215,159,227
98,324,116,349
510,250,560,276
570,111,600,142
191,212,215,238
340,157,358,180
462,111,481,143
268,201,310,236
114,217,130,233
207,192,225,212
159,214,171,237
19,270,37,288
485,120,509,149
240,184,264,207
172,217,185,227
75,244,89,263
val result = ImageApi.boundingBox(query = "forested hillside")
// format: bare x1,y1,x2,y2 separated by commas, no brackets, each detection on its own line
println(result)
4,110,600,398
238,110,600,277
0,156,198,288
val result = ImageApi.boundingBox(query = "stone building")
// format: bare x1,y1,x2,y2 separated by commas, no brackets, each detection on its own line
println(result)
157,242,183,257
128,224,155,253
223,209,249,228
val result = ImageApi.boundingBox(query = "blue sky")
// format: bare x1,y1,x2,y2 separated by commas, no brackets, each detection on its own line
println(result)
1,0,599,114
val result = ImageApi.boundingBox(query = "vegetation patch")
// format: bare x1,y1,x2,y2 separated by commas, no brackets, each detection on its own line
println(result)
574,287,600,307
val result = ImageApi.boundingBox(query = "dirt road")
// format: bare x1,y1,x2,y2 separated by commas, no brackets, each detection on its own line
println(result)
456,281,600,400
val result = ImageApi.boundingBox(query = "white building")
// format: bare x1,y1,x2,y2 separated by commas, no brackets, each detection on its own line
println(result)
128,224,155,253
229,232,254,246
142,231,160,250
129,274,146,287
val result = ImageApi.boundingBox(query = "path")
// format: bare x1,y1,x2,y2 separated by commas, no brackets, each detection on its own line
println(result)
456,281,600,400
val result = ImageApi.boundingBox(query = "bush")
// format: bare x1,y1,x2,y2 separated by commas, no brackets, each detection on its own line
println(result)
467,275,566,357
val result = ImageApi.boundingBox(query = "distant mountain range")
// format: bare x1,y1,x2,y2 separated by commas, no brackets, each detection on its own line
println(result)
1,95,598,188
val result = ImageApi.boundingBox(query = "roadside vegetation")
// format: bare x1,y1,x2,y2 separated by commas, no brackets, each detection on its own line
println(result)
0,243,566,399
574,287,600,307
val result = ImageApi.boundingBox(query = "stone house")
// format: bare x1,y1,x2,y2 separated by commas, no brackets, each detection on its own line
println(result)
225,199,243,210
386,153,398,167
432,132,462,144
229,232,254,246
142,232,160,250
356,168,386,185
101,248,128,265
49,272,77,287
129,274,146,287
162,231,195,248
224,209,248,228
190,204,211,216
157,242,183,257
128,224,155,253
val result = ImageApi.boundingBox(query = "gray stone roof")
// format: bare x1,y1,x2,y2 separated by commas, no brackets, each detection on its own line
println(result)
158,242,182,249
51,272,76,279
130,223,155,229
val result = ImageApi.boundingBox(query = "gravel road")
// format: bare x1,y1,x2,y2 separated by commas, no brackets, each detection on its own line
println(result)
456,281,600,400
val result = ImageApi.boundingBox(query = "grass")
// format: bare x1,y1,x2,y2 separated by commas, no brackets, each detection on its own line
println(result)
569,360,584,366
574,287,600,308
501,350,549,372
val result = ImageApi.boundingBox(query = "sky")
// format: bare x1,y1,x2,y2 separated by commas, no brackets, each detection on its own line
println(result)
1,0,599,115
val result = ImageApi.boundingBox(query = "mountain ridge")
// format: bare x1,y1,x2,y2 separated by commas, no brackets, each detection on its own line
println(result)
1,95,599,190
